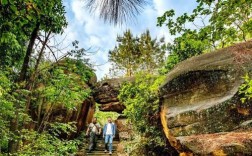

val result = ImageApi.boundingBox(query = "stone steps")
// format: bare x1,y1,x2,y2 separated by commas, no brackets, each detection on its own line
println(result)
86,151,117,156
85,139,119,156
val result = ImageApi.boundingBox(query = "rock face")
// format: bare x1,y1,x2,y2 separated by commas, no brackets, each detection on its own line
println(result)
93,77,134,113
31,59,97,137
46,97,95,136
42,59,97,136
115,115,133,140
159,41,252,155
75,98,95,134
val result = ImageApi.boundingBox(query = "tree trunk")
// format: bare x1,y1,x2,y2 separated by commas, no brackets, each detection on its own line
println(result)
8,22,40,154
19,22,40,82
8,101,20,153
26,31,51,113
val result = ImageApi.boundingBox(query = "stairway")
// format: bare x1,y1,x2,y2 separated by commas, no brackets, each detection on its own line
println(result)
86,139,119,156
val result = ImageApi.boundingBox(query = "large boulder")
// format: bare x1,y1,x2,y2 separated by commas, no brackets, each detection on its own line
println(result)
159,41,252,155
93,77,134,113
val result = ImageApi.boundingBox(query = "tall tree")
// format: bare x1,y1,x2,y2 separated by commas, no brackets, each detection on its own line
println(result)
108,30,166,77
157,0,252,74
18,0,67,81
138,30,166,72
109,30,140,76
0,0,67,152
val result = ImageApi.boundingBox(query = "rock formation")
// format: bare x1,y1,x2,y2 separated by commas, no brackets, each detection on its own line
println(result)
36,95,95,138
93,77,134,113
75,98,95,134
115,115,133,140
30,59,97,137
159,41,252,155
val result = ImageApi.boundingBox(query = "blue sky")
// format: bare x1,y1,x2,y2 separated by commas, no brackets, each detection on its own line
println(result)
61,0,197,80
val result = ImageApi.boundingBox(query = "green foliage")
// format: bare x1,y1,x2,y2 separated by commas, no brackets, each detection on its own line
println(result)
49,122,77,137
119,72,167,154
239,73,252,103
109,30,141,77
157,0,252,44
0,71,34,152
169,30,209,59
28,56,94,137
36,67,91,109
157,0,252,74
123,134,166,156
159,52,179,74
0,0,67,68
17,128,79,156
66,41,95,82
108,30,166,77
138,30,166,72
0,68,85,154
0,0,92,155
0,57,92,154
94,104,120,126
0,71,14,152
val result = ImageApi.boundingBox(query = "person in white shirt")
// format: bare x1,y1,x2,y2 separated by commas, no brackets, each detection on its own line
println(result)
103,117,116,155
86,117,101,153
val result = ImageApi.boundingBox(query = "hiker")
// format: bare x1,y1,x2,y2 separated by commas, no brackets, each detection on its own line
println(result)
103,117,116,155
86,117,101,153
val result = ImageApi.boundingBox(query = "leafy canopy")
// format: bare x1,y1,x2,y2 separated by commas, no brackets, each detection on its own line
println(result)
0,0,67,68
108,30,166,77
158,0,252,74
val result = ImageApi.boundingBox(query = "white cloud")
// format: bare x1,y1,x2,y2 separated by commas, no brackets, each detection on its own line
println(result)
60,0,197,80
153,0,172,16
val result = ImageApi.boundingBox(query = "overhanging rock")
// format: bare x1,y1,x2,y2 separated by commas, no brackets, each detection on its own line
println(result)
93,77,134,113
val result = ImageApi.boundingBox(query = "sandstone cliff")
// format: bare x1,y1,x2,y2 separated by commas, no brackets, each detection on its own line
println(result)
159,41,252,155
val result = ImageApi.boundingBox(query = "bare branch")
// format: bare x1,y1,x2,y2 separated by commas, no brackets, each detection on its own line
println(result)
37,36,59,62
